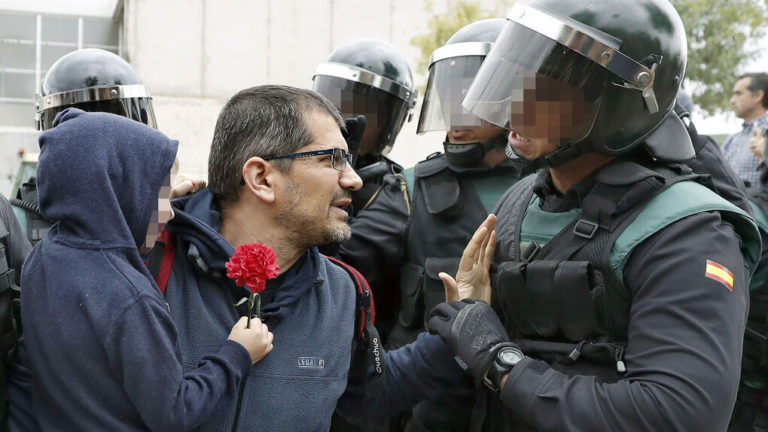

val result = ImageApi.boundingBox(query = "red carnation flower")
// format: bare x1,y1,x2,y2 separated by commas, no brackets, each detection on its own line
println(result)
226,243,280,294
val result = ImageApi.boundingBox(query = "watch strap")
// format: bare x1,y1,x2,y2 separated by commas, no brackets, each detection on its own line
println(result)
483,343,522,391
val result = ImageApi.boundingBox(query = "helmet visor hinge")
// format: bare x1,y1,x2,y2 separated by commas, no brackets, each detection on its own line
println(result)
610,60,661,114
641,62,660,114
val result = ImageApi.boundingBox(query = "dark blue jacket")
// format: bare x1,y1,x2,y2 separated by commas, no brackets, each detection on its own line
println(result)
10,109,252,431
163,188,464,431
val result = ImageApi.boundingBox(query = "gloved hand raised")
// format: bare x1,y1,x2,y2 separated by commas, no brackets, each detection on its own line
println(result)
427,299,514,382
342,115,367,168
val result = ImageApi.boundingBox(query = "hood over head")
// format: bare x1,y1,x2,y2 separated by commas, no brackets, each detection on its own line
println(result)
37,108,178,248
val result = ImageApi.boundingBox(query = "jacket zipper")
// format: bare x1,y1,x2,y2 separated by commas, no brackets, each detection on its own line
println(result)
230,373,248,431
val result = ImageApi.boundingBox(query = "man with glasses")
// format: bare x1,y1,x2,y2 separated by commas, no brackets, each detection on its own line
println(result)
154,85,469,432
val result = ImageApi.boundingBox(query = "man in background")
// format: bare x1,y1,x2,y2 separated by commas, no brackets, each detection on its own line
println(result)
722,72,768,187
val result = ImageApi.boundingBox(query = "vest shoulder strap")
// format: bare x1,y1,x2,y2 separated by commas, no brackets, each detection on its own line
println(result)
535,162,699,264
611,181,760,279
494,173,539,263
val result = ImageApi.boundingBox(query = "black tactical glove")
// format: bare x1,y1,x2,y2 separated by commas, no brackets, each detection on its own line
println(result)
427,299,514,382
342,115,367,168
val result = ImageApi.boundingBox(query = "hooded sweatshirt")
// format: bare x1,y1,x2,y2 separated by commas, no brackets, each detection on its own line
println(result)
161,188,465,431
15,109,252,431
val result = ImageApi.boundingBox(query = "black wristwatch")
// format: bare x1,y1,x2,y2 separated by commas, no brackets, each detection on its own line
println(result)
483,345,525,392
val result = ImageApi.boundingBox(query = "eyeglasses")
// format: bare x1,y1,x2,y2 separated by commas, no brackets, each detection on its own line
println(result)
262,148,353,172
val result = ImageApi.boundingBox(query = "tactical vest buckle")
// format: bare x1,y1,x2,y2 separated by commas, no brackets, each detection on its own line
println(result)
573,219,599,239
521,242,540,262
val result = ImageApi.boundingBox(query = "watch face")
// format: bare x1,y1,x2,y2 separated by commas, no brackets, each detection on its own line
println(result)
499,347,524,366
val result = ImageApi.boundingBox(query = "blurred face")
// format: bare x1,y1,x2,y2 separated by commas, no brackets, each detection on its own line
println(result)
730,77,765,120
337,91,390,157
140,170,176,255
273,111,363,248
507,74,593,160
447,122,506,144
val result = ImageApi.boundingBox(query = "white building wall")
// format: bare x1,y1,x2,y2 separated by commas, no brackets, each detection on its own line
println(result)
0,0,508,195
123,0,507,181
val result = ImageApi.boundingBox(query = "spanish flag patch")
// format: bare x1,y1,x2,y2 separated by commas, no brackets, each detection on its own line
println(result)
705,260,734,291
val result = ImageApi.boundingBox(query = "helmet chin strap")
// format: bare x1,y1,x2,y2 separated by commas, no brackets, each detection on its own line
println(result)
443,133,508,169
506,138,595,171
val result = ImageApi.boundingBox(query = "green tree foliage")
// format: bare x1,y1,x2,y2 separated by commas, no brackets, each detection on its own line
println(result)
410,0,509,76
411,0,768,115
672,0,768,114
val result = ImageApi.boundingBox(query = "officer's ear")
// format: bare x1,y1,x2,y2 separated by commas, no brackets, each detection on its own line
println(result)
241,157,275,204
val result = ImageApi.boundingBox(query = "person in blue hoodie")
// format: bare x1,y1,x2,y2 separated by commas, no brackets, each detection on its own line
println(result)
10,108,275,431
159,85,470,431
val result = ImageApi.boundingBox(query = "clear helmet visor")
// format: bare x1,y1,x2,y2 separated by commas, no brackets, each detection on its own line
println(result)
417,55,499,134
313,75,409,157
462,20,608,144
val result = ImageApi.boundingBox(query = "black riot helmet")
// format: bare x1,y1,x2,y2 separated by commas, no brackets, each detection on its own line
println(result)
36,48,157,131
312,39,417,167
418,19,509,168
462,0,692,167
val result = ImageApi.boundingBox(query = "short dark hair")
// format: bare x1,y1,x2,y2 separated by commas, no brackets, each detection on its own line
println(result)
208,85,344,203
737,72,768,108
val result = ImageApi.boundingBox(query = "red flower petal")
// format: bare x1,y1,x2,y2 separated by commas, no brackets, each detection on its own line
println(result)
225,243,280,293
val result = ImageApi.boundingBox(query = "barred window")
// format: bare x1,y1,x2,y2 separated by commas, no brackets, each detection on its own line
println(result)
0,11,121,128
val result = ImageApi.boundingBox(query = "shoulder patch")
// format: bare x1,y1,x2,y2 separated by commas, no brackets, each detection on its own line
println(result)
705,259,734,291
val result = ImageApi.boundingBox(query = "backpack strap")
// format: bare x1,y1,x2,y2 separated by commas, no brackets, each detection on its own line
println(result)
145,230,177,294
325,255,376,339
325,255,385,386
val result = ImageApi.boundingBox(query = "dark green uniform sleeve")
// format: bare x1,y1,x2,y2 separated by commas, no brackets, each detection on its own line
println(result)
499,211,749,431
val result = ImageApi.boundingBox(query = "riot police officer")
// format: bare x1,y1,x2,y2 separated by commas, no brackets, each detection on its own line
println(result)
427,0,762,430
312,39,417,215
335,19,520,430
12,48,157,244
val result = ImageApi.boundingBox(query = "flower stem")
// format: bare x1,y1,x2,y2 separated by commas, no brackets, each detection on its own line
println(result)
246,292,261,329
246,292,255,329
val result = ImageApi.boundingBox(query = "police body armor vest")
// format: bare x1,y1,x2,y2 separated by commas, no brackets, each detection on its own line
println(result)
397,155,517,336
493,160,759,377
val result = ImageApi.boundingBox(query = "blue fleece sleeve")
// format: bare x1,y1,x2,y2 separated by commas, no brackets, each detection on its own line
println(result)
336,332,465,424
104,294,252,431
